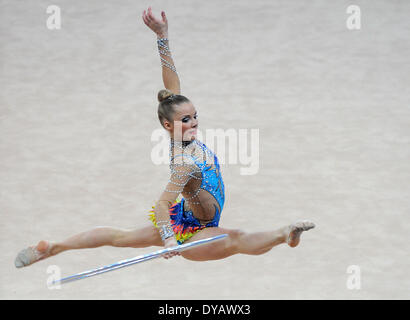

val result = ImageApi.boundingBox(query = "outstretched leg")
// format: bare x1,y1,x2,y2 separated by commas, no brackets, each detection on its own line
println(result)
15,225,162,268
181,221,315,261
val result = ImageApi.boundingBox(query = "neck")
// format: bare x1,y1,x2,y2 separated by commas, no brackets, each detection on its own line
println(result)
170,137,194,147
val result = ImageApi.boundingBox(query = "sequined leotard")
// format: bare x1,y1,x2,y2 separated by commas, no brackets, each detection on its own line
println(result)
149,138,225,244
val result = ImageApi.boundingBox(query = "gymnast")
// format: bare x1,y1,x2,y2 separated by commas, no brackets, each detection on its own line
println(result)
15,7,315,267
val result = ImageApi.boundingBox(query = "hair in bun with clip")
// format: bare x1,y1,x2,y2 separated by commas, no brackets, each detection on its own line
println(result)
157,89,190,128
157,89,175,102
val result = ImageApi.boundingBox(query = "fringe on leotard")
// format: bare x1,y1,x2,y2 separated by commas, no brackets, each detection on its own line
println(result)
148,197,206,245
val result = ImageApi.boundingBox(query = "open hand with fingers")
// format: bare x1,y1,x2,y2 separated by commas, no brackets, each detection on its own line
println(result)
142,6,168,37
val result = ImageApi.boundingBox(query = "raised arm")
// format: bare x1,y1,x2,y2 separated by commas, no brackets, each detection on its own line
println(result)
142,7,181,95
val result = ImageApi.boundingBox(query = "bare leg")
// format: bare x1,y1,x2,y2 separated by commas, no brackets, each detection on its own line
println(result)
15,225,162,268
181,221,315,261
52,225,163,253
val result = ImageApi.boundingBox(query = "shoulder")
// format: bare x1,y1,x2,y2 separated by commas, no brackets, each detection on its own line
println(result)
170,148,198,172
171,153,197,166
169,155,200,180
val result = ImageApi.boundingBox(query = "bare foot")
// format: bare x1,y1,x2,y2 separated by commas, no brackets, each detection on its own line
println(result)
15,240,53,268
286,220,315,248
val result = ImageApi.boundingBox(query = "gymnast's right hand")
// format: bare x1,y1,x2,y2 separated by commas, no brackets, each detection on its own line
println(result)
142,6,168,37
162,237,180,259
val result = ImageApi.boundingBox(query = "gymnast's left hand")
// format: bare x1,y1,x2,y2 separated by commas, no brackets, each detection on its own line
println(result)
162,237,181,259
142,6,168,37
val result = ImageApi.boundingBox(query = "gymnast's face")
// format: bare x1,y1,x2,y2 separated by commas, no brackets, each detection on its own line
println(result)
165,101,198,141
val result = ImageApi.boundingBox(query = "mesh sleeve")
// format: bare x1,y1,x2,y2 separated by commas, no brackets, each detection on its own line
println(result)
157,154,200,206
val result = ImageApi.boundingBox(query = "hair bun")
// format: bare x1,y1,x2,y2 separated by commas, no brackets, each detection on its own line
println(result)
157,89,175,103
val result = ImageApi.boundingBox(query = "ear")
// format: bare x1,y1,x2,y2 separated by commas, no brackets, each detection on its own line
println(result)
163,120,172,131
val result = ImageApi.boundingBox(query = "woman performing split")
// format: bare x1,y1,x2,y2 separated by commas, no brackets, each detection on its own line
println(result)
15,7,315,267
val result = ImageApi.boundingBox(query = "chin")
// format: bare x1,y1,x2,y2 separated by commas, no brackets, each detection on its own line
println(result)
183,136,195,142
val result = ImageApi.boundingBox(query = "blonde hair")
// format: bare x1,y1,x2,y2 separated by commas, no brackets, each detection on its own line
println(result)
157,89,190,128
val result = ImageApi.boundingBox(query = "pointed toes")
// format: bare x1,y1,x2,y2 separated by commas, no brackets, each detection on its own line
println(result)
14,247,37,268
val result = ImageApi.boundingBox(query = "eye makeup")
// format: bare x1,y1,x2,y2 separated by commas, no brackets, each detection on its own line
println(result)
181,112,198,123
